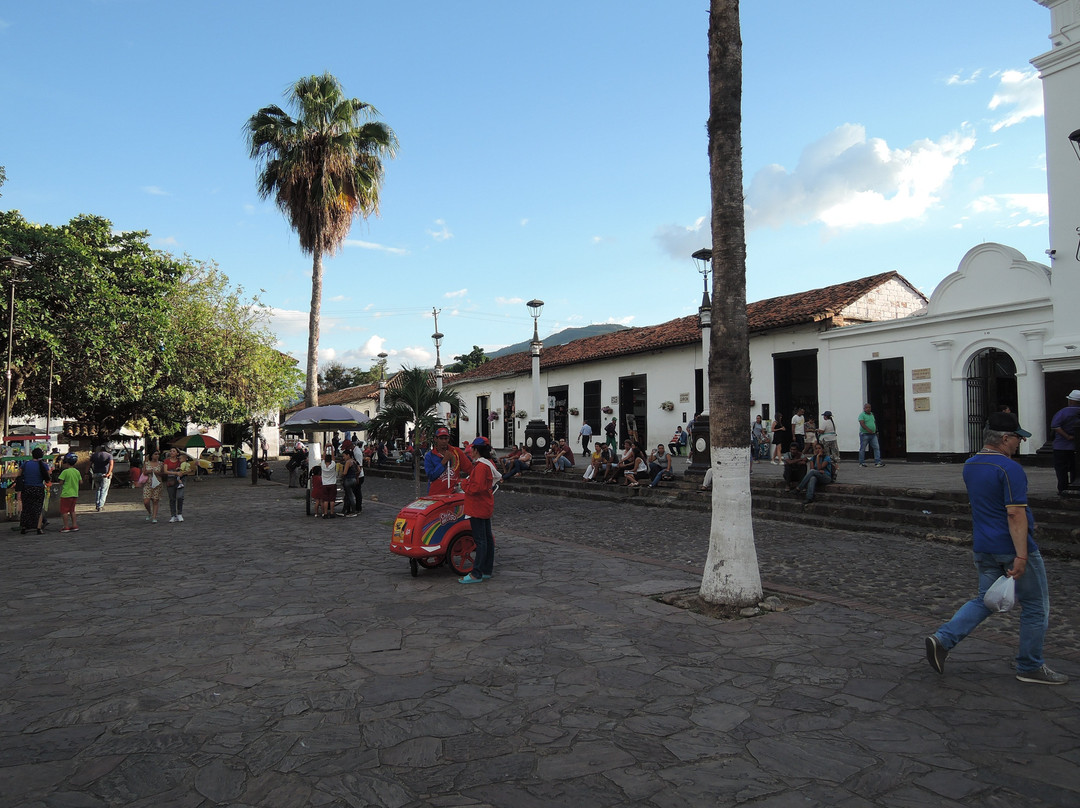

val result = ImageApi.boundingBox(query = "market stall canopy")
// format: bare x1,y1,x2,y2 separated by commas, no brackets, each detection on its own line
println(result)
171,434,223,450
283,405,370,433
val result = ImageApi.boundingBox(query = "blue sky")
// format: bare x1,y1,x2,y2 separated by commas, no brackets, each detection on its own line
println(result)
0,1,1051,373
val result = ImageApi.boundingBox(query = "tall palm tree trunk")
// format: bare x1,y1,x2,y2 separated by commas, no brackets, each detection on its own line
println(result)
699,0,763,606
306,252,323,407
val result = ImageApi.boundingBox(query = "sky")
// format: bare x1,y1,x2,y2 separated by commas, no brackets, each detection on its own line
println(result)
0,1,1053,374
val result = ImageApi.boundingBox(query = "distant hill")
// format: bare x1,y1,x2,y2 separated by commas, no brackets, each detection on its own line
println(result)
488,323,628,358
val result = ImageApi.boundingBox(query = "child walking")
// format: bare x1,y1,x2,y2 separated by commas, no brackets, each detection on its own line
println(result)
58,453,81,533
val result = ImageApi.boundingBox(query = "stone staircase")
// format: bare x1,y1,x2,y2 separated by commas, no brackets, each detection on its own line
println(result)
367,463,1080,558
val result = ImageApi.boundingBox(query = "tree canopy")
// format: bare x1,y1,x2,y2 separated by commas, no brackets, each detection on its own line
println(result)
446,345,488,373
246,72,397,408
0,211,302,438
318,361,378,393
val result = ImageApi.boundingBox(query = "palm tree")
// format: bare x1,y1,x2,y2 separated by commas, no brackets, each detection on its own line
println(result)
699,0,763,607
246,73,397,407
364,366,465,495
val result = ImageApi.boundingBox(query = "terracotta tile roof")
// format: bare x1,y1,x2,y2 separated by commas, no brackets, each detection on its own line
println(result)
284,369,452,414
746,270,920,331
451,272,918,385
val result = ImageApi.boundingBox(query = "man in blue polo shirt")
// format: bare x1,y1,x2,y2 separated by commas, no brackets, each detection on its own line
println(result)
925,412,1067,685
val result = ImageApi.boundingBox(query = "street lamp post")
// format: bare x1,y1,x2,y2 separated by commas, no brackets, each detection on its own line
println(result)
432,306,445,424
523,299,552,455
1,255,31,444
687,248,712,477
377,351,389,411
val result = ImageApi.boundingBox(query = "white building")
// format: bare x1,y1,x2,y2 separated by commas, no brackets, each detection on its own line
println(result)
447,2,1080,462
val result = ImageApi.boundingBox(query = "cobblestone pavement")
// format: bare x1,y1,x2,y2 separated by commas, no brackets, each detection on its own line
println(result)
1,473,1077,807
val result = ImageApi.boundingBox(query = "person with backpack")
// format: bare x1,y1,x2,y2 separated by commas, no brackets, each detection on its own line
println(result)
1050,389,1080,497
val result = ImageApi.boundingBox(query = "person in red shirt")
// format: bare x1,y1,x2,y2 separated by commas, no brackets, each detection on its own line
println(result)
424,426,473,494
459,437,498,584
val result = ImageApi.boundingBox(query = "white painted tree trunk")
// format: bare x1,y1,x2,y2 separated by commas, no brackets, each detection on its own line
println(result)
699,444,762,604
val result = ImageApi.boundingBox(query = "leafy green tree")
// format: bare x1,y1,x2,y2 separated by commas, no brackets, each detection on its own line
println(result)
318,361,376,392
0,166,6,197
246,73,397,408
0,211,302,438
446,345,488,373
363,366,464,494
699,0,763,607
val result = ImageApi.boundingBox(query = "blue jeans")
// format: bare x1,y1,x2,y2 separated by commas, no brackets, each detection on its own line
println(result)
502,460,530,480
468,517,494,578
934,550,1049,673
859,433,881,464
93,473,112,510
555,456,572,472
797,469,831,501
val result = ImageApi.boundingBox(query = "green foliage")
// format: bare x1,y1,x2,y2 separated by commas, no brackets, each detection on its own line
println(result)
446,345,488,373
0,211,302,437
246,72,397,407
318,361,376,392
366,366,465,494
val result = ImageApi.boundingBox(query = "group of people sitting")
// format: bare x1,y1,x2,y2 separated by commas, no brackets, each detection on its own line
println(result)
495,437,677,489
777,441,836,505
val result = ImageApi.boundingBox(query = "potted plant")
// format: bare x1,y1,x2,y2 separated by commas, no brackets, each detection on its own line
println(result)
515,409,528,420
568,407,579,416
659,401,675,412
602,406,614,415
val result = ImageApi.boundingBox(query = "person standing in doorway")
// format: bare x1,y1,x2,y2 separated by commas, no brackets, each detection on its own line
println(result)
858,403,884,467
604,418,618,453
926,412,1067,685
1049,389,1080,497
90,445,114,512
578,422,593,457
791,408,806,451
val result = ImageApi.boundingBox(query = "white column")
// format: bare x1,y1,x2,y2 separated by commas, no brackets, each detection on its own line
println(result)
931,339,954,452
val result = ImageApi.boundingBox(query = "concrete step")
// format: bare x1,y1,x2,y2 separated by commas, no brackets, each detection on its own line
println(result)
369,463,1080,557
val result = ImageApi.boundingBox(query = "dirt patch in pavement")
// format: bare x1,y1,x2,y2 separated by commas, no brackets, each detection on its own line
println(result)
655,588,815,621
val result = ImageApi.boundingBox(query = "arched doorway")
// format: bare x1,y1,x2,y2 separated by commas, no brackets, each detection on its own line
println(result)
965,348,1017,453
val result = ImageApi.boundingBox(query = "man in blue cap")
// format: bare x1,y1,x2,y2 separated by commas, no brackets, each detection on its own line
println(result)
424,426,473,495
926,411,1067,685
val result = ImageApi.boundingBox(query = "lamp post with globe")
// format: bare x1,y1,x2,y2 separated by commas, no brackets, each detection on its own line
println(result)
686,248,712,477
523,299,552,455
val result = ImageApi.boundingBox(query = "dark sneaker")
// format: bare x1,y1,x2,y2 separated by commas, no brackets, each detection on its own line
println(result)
1016,665,1068,685
926,635,948,674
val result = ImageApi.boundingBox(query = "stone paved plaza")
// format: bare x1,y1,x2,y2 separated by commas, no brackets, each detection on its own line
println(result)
1,471,1078,807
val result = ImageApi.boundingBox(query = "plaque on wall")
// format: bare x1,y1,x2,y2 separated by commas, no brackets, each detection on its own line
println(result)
912,368,932,380
913,397,931,412
912,382,931,394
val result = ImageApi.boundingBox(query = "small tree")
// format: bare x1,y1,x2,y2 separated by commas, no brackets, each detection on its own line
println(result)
366,366,464,495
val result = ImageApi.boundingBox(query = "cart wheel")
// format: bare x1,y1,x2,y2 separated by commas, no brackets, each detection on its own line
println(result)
305,489,311,516
410,558,419,577
417,557,442,569
447,532,477,576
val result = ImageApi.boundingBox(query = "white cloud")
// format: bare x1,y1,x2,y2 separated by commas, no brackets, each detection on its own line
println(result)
399,346,433,365
156,236,178,246
496,296,525,306
968,192,1048,224
743,123,976,230
602,315,635,327
444,288,467,299
427,219,453,241
328,294,348,302
266,307,310,339
520,218,529,226
142,185,169,196
343,239,409,255
654,216,708,260
946,69,982,86
988,69,1043,131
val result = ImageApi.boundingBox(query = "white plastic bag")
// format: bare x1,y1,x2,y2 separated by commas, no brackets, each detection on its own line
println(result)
984,575,1016,613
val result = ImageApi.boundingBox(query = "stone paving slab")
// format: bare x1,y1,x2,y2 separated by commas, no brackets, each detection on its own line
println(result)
0,475,1077,807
